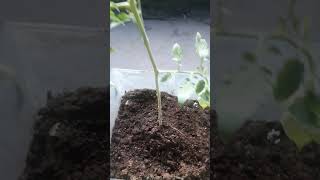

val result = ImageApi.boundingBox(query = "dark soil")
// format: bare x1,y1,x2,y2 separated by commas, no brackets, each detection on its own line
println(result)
110,89,210,179
212,119,320,180
18,86,320,179
19,87,108,180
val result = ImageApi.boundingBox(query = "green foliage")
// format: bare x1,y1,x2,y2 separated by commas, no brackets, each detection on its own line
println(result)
110,1,134,53
281,113,315,150
172,43,183,63
161,32,210,109
110,1,132,29
195,80,206,94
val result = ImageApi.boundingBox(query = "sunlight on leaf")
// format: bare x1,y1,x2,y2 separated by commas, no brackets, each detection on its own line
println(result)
172,43,183,63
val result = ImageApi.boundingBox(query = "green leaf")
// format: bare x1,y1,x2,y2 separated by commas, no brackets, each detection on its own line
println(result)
288,96,319,127
177,81,194,106
241,51,257,63
281,113,314,150
172,43,183,63
160,72,172,82
198,89,210,108
198,97,209,109
195,80,205,94
195,32,209,61
273,58,304,102
110,4,132,29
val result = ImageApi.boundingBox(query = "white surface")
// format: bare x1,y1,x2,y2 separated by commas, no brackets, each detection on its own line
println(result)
110,19,210,71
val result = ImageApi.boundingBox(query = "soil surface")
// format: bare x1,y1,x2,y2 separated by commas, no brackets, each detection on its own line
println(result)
212,120,320,180
19,87,108,180
110,89,210,179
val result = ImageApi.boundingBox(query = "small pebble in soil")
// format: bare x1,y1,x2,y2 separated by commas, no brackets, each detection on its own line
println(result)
49,122,61,137
267,128,281,144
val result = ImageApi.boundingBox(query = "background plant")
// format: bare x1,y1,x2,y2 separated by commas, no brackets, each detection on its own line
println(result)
160,32,210,109
215,0,320,149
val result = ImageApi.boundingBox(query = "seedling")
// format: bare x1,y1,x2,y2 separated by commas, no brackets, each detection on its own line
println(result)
110,0,163,125
215,0,320,149
161,32,210,109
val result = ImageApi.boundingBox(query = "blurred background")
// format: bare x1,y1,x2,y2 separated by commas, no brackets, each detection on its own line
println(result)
0,1,106,179
212,0,320,136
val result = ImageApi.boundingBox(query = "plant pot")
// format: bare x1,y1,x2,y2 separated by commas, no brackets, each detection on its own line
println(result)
110,68,210,179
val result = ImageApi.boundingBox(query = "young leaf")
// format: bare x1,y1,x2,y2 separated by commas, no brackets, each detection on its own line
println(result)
195,32,209,61
241,51,257,63
198,97,210,109
198,89,210,108
160,72,172,82
281,113,314,150
195,80,206,94
172,43,183,63
273,58,304,102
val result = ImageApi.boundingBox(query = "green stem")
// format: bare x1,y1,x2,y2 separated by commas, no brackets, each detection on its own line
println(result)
129,0,163,126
